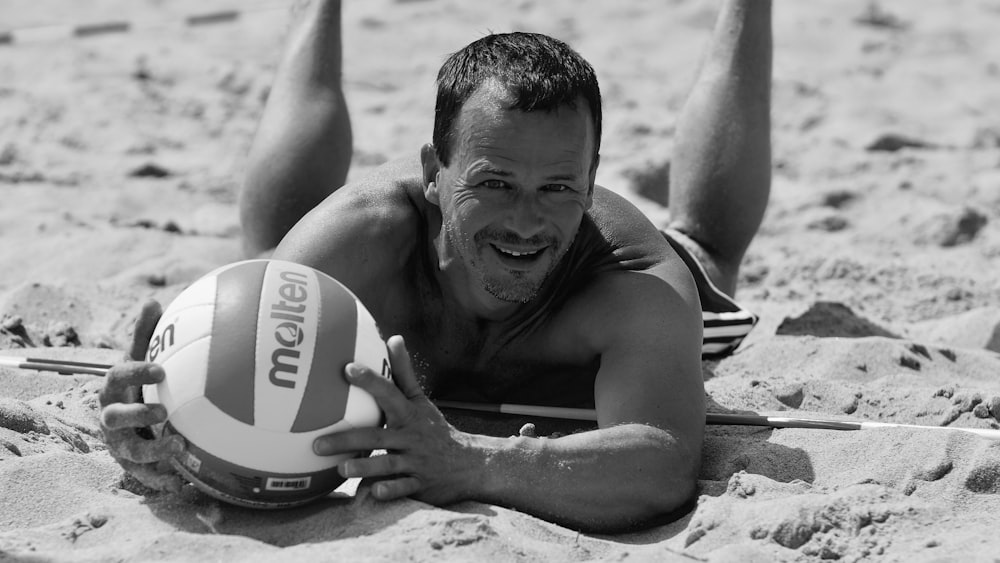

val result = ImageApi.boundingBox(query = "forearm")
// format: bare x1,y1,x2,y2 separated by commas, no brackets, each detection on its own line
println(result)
465,423,699,532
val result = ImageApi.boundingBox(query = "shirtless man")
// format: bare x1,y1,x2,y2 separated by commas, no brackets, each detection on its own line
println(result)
99,0,771,532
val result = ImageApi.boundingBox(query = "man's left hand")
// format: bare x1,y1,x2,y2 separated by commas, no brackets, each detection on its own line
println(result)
313,335,484,505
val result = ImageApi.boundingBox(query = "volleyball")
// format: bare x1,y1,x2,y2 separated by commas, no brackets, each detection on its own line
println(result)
141,259,391,508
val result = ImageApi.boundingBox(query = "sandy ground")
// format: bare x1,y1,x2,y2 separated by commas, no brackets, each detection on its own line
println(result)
2,0,1000,561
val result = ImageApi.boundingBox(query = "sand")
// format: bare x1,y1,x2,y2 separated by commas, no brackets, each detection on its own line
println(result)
2,0,1000,561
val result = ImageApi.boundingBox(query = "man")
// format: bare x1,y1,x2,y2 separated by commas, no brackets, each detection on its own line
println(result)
99,0,771,532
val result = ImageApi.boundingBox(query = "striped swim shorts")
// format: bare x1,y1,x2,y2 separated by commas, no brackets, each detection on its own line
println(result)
661,229,758,358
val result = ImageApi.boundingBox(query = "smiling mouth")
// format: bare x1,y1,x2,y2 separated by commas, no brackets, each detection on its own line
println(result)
491,244,544,261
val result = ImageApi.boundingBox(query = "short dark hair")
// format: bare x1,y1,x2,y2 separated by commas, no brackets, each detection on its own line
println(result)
432,32,602,167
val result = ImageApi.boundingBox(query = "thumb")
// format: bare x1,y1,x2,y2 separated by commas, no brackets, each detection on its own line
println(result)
386,335,423,400
129,300,163,361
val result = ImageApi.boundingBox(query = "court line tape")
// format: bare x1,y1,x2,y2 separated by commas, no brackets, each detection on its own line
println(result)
0,4,288,46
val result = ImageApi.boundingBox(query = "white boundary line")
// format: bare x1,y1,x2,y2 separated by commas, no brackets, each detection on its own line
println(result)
0,3,288,46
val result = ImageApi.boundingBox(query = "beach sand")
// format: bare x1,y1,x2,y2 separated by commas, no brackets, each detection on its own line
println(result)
2,0,1000,560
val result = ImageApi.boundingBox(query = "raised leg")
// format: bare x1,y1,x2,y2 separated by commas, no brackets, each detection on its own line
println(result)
239,0,352,257
666,0,772,297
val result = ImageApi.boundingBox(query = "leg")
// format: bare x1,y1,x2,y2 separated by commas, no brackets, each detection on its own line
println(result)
239,0,352,257
666,0,772,297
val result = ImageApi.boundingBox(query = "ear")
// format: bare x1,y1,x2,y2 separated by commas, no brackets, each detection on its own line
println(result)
420,143,441,205
585,153,600,210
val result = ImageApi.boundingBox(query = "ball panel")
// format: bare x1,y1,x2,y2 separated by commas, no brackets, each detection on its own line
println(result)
353,298,390,381
252,261,321,431
160,271,219,318
163,422,349,509
153,336,211,413
289,268,358,433
343,300,391,427
146,304,215,365
170,397,357,474
343,385,383,428
203,260,268,426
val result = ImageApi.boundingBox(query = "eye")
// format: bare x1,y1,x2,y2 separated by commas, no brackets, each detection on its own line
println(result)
480,179,509,190
542,184,570,193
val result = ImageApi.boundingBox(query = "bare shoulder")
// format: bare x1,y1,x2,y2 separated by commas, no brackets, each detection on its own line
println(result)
581,185,701,313
536,186,703,360
273,157,427,290
555,189,705,437
586,186,668,259
560,265,701,357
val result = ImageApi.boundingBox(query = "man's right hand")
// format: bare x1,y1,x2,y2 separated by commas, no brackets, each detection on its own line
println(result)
98,300,186,492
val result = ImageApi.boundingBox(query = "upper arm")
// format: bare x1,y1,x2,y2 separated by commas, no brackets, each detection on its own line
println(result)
588,265,705,476
271,180,416,306
578,185,705,457
273,193,373,283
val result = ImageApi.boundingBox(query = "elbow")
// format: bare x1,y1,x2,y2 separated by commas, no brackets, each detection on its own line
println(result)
581,472,698,535
634,447,701,526
645,467,699,520
594,427,702,533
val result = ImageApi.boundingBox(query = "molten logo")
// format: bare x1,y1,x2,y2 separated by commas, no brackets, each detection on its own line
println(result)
274,322,305,347
268,270,309,389
148,321,176,362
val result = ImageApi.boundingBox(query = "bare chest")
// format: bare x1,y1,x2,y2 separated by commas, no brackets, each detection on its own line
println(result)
375,286,599,408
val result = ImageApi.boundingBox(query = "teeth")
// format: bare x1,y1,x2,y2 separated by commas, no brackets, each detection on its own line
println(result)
496,246,539,257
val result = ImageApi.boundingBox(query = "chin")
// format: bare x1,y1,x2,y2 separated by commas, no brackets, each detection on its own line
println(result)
482,275,544,304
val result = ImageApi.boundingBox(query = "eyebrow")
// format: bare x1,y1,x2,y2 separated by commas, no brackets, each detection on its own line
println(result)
475,165,513,177
544,172,581,182
470,163,581,182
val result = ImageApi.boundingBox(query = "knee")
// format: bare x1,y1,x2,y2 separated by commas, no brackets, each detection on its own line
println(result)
664,225,741,298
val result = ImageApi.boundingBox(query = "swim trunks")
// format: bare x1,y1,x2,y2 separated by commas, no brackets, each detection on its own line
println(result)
661,228,758,358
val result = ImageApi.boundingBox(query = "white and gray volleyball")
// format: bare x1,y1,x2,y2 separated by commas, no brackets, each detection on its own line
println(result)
142,259,391,508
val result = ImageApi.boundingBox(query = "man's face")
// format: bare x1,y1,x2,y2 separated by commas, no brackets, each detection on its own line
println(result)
430,85,597,304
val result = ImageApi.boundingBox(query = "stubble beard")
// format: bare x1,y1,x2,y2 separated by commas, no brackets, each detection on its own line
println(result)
444,221,570,304
482,267,542,304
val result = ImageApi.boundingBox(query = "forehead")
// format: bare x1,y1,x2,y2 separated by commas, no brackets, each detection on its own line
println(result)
451,83,595,163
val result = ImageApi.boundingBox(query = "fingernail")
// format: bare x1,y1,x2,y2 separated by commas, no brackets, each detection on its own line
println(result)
344,364,361,380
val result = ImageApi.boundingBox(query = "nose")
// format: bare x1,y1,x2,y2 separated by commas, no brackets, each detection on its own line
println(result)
505,193,545,239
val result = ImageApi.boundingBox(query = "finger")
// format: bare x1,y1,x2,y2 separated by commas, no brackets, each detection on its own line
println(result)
99,363,165,407
370,476,422,501
345,362,413,420
129,300,163,361
100,402,168,430
518,423,537,438
118,459,185,493
386,335,424,400
313,427,411,457
339,453,410,479
106,430,185,464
